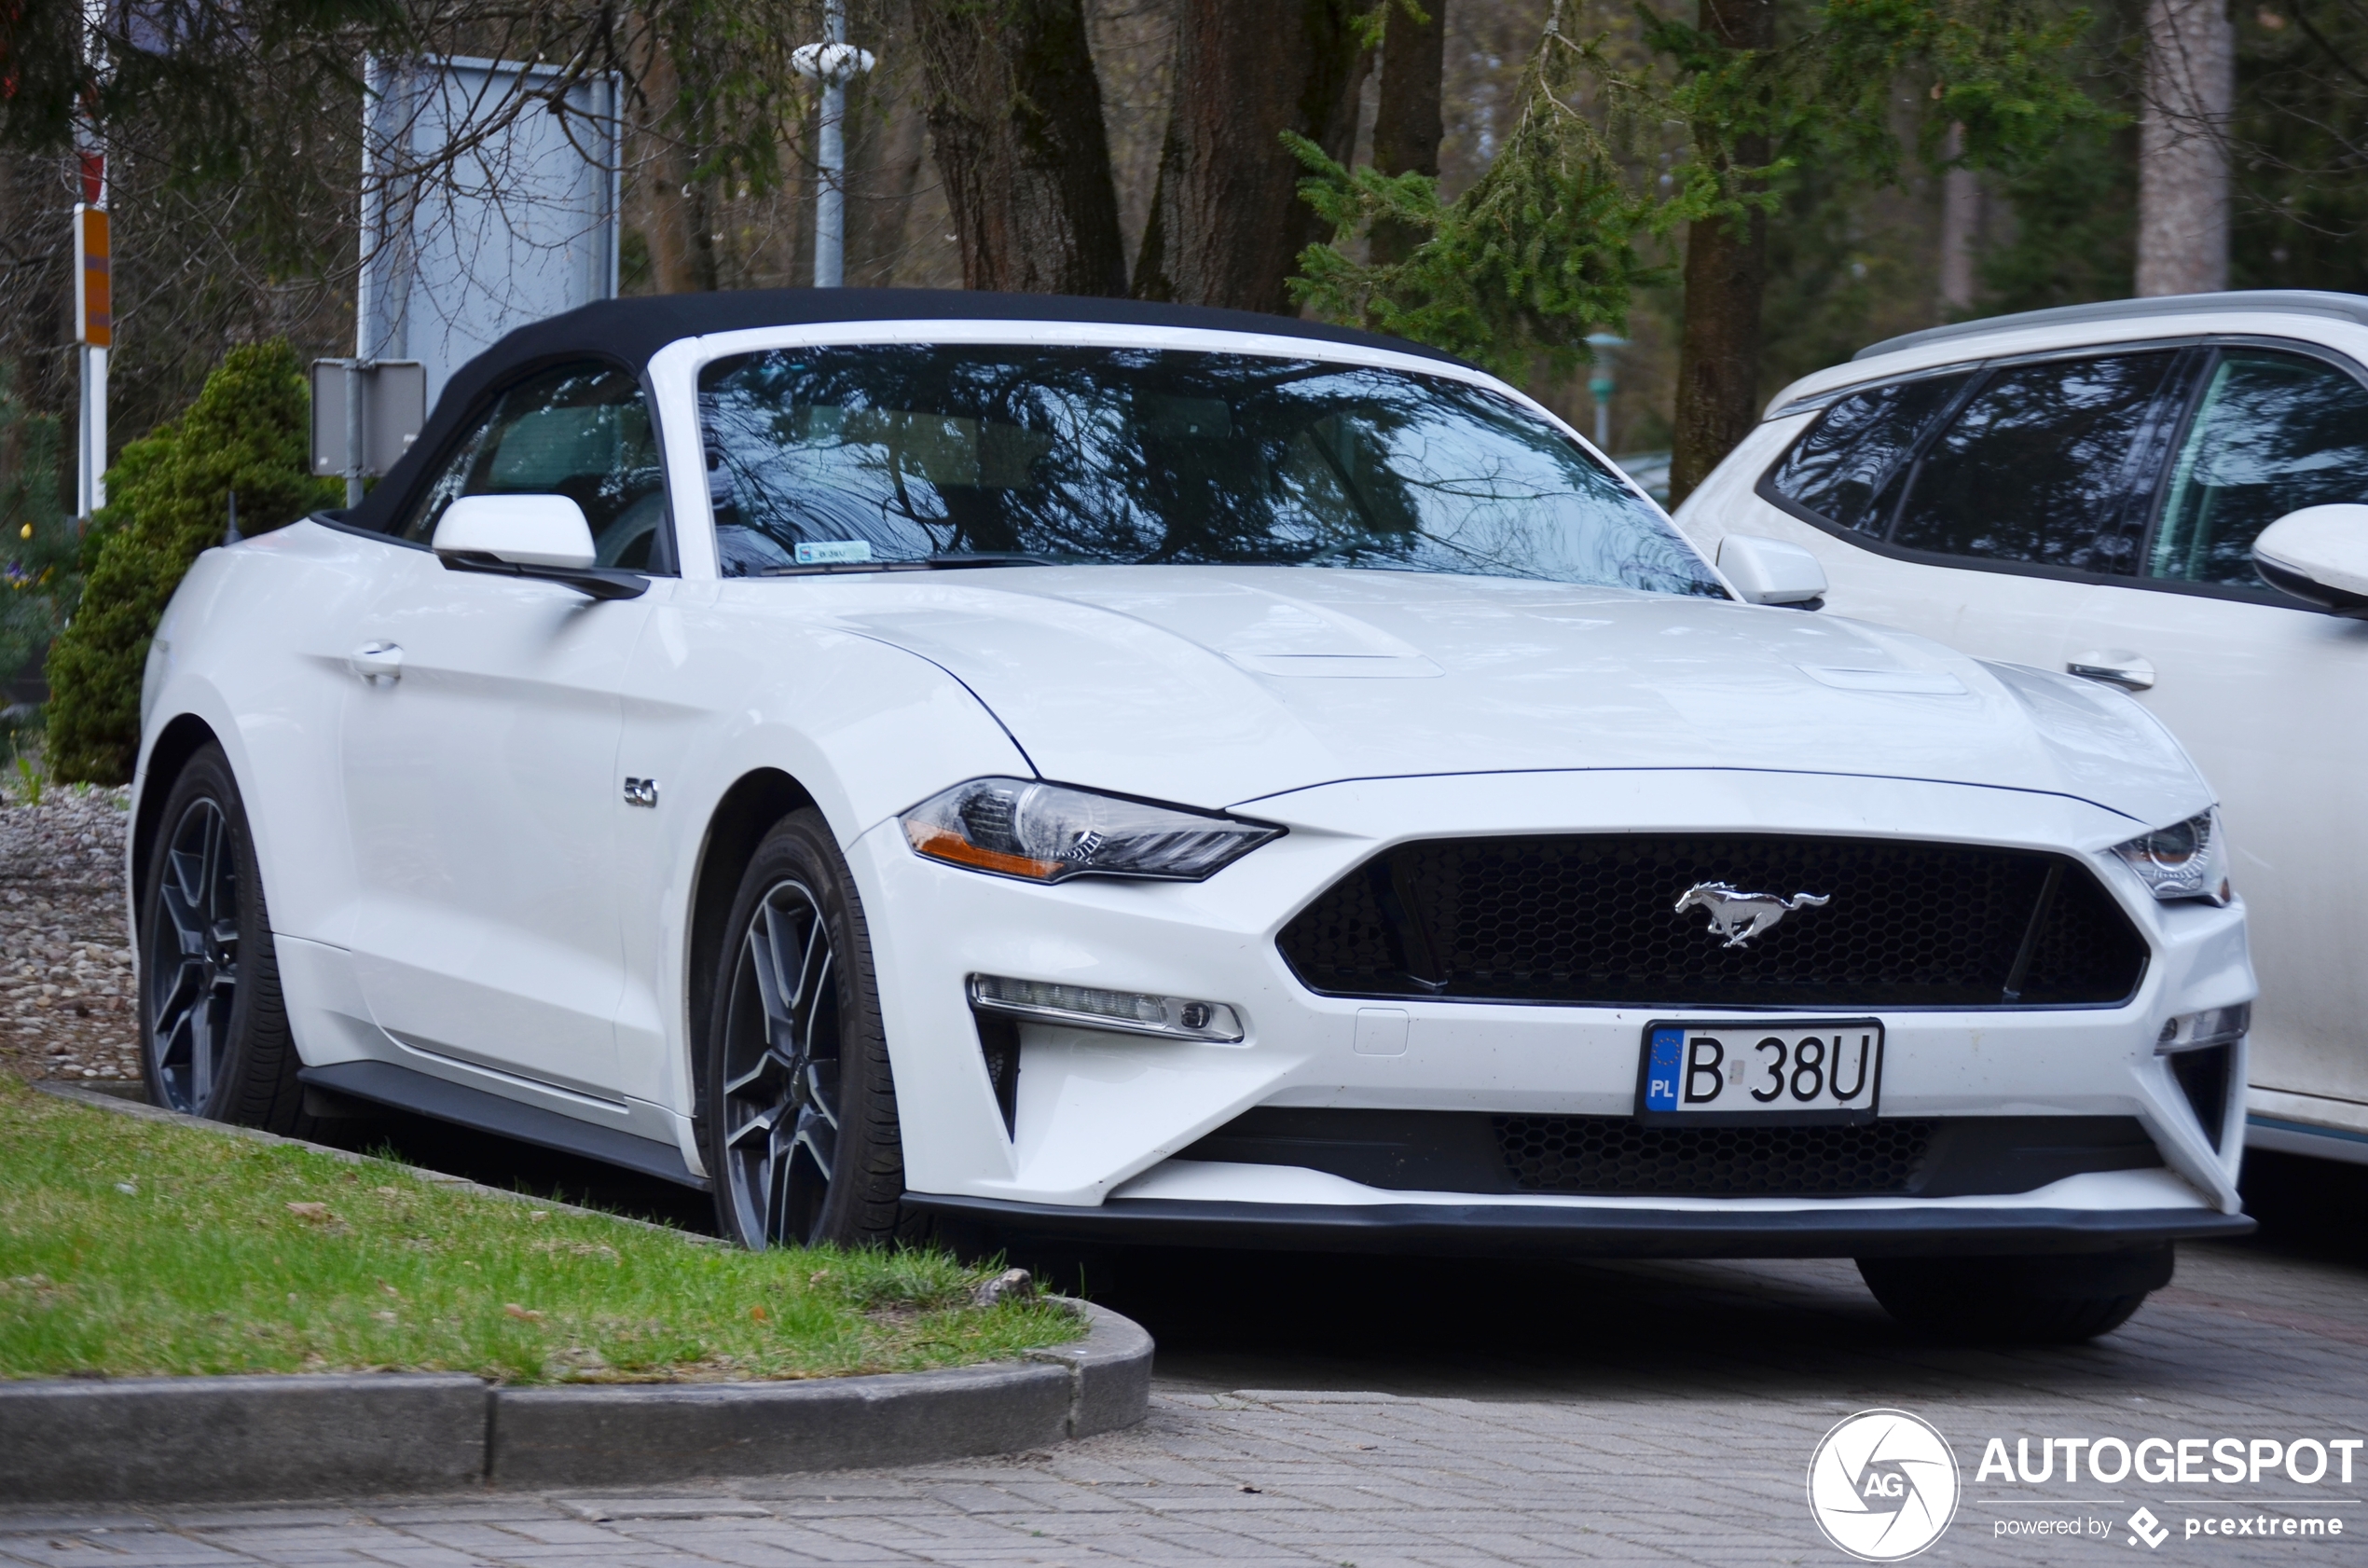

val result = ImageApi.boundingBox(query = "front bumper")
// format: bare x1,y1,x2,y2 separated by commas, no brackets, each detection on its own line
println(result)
904,1190,2255,1259
853,768,2255,1235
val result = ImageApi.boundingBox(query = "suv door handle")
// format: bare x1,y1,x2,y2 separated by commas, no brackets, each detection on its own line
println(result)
348,640,405,683
2067,650,2155,691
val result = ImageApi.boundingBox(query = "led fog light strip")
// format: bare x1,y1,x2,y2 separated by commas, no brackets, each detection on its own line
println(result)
967,974,1245,1042
2158,1002,2250,1054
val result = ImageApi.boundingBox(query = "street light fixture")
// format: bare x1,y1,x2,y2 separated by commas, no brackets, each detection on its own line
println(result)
792,0,875,290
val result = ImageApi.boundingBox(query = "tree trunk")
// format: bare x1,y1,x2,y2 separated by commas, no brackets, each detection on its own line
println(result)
1936,123,1981,319
1667,0,1775,508
911,0,1128,296
2136,0,2233,296
633,33,718,293
1132,0,1370,311
1369,0,1445,267
845,67,931,287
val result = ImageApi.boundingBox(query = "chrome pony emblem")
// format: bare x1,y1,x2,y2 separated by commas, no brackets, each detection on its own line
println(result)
1673,882,1830,948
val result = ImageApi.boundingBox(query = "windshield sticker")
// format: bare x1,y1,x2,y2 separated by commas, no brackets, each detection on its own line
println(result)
794,541,873,565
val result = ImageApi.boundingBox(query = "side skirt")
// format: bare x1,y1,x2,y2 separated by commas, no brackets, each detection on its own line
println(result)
298,1060,709,1190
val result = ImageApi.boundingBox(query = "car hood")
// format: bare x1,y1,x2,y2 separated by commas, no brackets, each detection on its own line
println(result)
817,565,2205,828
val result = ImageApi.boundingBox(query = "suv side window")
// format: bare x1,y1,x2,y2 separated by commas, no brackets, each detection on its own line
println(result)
1765,373,1972,534
399,362,672,571
1888,351,2185,574
2149,350,2368,588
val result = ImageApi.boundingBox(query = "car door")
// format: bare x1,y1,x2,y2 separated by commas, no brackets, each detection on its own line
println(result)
338,361,665,1098
2056,345,2368,1115
1754,349,2195,674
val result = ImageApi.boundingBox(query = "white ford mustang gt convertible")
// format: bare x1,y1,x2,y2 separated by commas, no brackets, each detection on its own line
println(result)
134,291,2255,1340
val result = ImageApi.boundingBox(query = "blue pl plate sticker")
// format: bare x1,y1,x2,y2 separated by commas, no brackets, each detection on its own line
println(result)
1644,1026,1684,1111
794,540,873,565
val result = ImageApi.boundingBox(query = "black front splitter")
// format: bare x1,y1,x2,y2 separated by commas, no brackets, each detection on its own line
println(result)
902,1192,2253,1259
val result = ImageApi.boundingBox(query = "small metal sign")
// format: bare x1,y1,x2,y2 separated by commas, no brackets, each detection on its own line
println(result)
310,359,427,481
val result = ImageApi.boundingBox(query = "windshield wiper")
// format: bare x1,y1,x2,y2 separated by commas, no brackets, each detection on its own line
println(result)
922,553,1058,569
760,552,1061,577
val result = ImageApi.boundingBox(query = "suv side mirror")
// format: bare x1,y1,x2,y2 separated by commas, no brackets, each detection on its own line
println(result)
2253,505,2368,615
1718,533,1828,608
433,494,598,567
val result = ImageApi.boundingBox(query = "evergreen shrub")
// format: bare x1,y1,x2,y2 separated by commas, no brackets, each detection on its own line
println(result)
0,364,81,718
46,340,337,784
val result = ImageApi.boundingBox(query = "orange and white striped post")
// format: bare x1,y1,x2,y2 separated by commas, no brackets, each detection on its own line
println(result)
72,151,109,519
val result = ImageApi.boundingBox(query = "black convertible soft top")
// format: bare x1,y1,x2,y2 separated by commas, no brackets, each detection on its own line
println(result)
343,288,1464,536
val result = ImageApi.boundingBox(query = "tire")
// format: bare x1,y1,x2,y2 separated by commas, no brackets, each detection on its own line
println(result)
138,744,310,1134
702,809,913,1250
1857,1247,2173,1343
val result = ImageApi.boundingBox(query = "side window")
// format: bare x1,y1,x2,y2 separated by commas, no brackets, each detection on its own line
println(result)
1765,373,1971,534
2150,351,2368,588
1889,352,2183,573
401,363,671,571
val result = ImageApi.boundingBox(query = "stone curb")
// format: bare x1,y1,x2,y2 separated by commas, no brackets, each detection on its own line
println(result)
0,1301,1150,1503
4,1083,1155,1503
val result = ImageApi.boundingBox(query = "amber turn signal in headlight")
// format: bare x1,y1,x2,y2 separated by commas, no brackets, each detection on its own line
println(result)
902,777,1282,883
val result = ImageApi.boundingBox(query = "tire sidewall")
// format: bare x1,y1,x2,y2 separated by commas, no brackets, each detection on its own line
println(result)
138,746,277,1121
702,808,905,1248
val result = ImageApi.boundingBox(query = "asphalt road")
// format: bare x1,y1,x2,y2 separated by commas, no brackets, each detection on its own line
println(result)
7,1125,2366,1565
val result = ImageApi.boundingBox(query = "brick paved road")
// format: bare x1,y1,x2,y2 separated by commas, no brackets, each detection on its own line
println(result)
7,1188,2365,1568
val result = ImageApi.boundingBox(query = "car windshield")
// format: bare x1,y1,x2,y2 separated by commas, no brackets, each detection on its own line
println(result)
697,345,1727,597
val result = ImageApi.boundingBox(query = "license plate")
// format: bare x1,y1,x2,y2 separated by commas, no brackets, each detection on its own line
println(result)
1637,1019,1883,1122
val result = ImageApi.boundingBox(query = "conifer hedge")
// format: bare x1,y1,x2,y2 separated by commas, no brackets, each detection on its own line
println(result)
46,340,337,784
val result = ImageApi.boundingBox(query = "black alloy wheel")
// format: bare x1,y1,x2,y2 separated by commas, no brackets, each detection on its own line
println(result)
149,797,240,1112
138,743,308,1132
705,810,912,1250
720,877,845,1245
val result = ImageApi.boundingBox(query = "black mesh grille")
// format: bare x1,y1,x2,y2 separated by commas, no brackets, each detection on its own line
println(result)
1495,1115,1934,1196
1277,833,2146,1007
1175,1107,2164,1200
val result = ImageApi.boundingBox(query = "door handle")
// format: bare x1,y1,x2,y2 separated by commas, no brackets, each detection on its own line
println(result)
348,640,404,683
2066,650,2155,691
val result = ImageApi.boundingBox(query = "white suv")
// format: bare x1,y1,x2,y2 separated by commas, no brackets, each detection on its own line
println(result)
1674,289,2368,1169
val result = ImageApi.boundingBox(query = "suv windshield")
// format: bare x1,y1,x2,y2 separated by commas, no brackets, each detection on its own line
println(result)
698,345,1725,597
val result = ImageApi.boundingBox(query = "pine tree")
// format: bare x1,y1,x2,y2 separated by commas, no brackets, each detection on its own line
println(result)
46,340,337,785
0,364,82,724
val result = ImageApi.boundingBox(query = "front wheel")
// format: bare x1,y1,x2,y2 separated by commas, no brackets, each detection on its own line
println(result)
139,744,309,1133
1857,1247,2173,1343
702,810,912,1249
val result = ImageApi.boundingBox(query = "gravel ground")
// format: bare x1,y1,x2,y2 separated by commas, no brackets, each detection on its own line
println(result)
0,785,139,1085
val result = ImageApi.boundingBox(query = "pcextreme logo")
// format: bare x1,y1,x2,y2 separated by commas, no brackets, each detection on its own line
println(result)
1808,1409,1963,1561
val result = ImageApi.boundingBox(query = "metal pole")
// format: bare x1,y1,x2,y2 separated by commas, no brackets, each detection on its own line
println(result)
76,347,92,522
89,344,107,514
345,359,366,509
358,55,382,360
1584,333,1626,454
814,0,847,288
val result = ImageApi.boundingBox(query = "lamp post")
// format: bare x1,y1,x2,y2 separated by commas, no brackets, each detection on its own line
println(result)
1584,332,1627,453
792,0,874,289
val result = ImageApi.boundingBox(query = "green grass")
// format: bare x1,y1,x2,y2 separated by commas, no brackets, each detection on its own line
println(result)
0,1080,1081,1382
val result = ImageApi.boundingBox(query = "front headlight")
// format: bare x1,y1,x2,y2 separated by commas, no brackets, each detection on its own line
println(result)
901,777,1283,883
2111,810,2232,905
